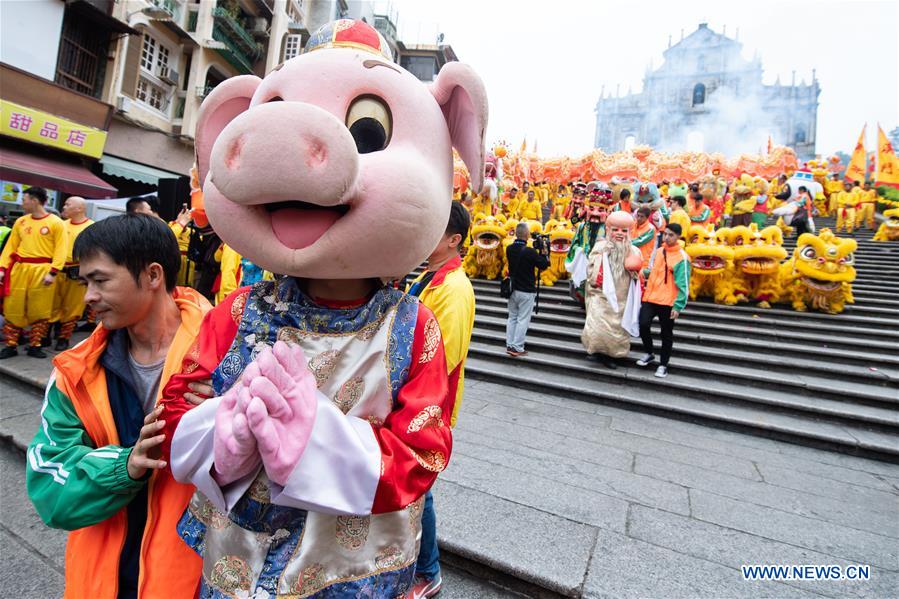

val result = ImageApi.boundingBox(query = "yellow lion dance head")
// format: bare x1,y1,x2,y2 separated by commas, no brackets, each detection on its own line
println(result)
784,228,857,313
873,208,899,241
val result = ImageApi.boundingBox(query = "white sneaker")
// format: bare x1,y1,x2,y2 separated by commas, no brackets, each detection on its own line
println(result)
636,353,654,367
654,365,668,378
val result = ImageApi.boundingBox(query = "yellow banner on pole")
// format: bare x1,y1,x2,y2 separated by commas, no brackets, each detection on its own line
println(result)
844,125,867,183
0,100,107,159
875,124,899,189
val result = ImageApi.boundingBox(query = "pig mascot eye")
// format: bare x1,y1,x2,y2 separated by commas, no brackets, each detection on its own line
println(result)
346,96,392,153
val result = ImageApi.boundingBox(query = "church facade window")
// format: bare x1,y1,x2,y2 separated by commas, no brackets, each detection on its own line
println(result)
692,83,706,106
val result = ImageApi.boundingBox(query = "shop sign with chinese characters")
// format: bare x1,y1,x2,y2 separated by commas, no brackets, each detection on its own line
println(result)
1,100,107,159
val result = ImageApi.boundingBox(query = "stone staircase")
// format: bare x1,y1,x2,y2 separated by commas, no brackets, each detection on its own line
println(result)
460,219,899,461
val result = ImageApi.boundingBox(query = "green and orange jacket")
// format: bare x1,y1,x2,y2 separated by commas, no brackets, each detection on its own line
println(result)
26,287,210,599
642,245,691,312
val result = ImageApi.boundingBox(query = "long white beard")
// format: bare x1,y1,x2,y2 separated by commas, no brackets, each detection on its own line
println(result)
607,238,630,281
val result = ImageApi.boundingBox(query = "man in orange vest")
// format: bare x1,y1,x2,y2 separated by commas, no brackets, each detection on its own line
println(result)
26,214,211,599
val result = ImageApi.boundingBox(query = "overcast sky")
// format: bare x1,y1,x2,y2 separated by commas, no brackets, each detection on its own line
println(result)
384,0,899,157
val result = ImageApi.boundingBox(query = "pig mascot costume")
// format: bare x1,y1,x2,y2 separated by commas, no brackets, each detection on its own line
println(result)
160,20,487,598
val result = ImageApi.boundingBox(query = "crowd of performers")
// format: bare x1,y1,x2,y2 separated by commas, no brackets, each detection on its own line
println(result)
453,165,893,316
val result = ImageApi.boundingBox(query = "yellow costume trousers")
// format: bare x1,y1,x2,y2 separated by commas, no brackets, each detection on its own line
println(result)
836,208,856,233
856,204,875,229
53,275,87,325
3,262,55,328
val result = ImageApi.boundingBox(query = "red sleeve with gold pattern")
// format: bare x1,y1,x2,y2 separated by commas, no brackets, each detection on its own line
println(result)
159,287,249,460
372,303,452,513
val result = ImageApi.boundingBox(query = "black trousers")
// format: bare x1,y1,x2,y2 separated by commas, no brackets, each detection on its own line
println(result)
639,301,675,366
793,217,811,237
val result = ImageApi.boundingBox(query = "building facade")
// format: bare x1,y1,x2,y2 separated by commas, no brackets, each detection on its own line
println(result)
594,23,819,159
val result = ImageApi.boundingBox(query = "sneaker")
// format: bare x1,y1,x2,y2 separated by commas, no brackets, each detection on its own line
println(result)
54,338,70,351
26,346,47,359
635,353,654,367
654,365,668,378
406,573,442,599
508,349,528,357
0,346,17,360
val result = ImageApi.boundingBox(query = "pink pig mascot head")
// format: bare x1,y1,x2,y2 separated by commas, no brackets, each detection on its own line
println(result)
194,20,488,280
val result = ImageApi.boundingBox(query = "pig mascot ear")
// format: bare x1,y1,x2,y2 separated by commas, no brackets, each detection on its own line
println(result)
195,75,262,188
430,63,489,194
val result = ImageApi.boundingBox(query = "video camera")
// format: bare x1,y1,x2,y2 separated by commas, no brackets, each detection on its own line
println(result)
531,232,550,254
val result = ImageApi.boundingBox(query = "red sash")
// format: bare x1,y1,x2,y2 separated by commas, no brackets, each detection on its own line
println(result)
1,254,51,297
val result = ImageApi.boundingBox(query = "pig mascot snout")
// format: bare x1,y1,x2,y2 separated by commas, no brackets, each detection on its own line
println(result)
161,19,487,598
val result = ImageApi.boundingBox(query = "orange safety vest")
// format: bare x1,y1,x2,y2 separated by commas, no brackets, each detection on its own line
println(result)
53,287,210,599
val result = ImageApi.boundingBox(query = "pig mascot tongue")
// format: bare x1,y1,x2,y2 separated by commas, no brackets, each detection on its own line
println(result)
160,20,487,598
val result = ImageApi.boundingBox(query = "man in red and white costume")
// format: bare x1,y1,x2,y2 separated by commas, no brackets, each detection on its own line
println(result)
158,18,488,599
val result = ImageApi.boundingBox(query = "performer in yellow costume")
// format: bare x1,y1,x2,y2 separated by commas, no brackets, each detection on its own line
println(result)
855,182,877,230
825,174,843,215
833,181,859,233
517,190,543,221
470,192,494,218
168,206,193,286
0,187,67,358
551,184,571,220
50,197,93,351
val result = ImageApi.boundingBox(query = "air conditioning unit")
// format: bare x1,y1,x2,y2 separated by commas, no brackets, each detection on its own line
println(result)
116,96,132,112
161,67,179,87
251,18,269,38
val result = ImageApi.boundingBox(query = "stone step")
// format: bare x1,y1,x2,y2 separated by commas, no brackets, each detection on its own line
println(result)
465,347,899,461
474,312,899,371
474,303,896,354
474,312,898,387
470,327,899,414
477,295,899,343
468,280,897,314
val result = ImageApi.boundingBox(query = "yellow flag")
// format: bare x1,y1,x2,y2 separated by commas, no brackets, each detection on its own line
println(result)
844,125,866,183
875,124,899,189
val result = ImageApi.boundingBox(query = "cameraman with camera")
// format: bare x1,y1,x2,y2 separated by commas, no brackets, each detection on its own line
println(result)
505,222,549,357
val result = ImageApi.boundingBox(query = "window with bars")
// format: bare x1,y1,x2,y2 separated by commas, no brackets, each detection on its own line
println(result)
284,34,302,61
54,9,110,98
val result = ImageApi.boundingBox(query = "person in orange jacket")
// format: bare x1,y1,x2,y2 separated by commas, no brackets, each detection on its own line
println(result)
635,223,691,378
26,214,212,599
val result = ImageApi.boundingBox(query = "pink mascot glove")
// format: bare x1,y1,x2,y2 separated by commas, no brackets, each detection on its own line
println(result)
245,341,318,486
213,362,263,485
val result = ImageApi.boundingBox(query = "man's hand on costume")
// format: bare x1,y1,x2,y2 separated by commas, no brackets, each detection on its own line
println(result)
42,273,55,286
213,364,262,485
128,406,168,479
245,341,317,486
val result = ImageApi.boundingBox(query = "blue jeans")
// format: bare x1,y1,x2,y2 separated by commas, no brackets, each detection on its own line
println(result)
505,290,536,352
415,491,440,580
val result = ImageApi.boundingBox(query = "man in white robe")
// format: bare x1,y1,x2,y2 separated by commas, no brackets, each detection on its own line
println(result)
582,211,643,368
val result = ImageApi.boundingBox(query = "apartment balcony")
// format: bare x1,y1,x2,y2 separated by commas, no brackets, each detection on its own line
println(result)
211,6,262,73
373,14,397,45
152,0,199,42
